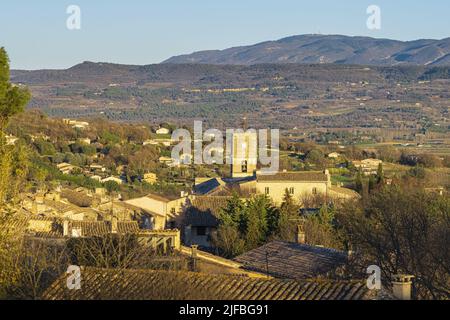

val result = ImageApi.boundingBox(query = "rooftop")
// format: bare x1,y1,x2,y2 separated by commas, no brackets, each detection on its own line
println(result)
183,196,232,227
70,220,140,237
42,267,386,300
257,171,328,182
193,178,232,196
235,241,347,279
1,214,141,238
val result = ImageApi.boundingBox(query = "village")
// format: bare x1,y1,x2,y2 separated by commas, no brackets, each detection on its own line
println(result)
4,114,439,301
0,25,449,302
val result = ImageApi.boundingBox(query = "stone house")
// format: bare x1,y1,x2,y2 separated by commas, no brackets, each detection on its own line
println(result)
182,196,232,249
125,193,188,230
255,170,332,205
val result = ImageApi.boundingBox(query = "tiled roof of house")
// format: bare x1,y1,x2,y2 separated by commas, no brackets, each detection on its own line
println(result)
234,241,347,279
1,214,29,231
257,171,328,182
1,214,140,238
193,178,224,195
2,215,63,237
147,193,185,202
42,267,385,300
183,196,232,227
43,199,75,213
69,221,140,237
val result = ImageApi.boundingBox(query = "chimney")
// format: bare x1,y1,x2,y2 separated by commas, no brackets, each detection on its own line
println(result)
295,225,306,244
111,216,118,234
324,169,332,187
63,220,71,237
242,117,248,131
392,275,414,300
191,245,198,258
190,245,199,272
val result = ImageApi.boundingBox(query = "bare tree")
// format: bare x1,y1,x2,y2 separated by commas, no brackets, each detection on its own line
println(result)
8,240,69,300
337,185,450,299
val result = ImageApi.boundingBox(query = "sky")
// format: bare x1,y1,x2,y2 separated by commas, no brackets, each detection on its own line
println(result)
1,0,449,70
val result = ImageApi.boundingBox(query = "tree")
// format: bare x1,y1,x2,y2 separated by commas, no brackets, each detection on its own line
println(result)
215,194,277,256
276,189,300,241
376,163,384,185
304,205,342,249
8,240,69,300
408,165,426,179
0,208,23,298
213,194,247,258
0,48,30,131
104,180,121,216
244,196,271,250
418,154,442,168
337,186,450,299
378,145,400,163
0,48,31,205
305,148,326,169
219,193,246,232
212,224,245,259
355,169,364,194
105,180,120,195
0,49,57,298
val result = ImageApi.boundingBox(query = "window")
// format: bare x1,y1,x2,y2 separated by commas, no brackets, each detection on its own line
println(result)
289,187,295,195
265,187,270,195
168,221,176,229
312,188,318,195
196,226,207,236
241,160,248,173
72,228,82,238
170,208,176,215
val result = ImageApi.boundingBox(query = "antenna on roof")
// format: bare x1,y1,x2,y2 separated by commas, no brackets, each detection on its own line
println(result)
242,117,248,131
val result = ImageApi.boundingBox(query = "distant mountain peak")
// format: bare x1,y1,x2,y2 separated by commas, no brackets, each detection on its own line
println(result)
163,34,450,66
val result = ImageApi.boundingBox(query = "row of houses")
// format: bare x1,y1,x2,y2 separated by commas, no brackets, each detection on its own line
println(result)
121,170,359,248
11,175,415,300
38,224,413,301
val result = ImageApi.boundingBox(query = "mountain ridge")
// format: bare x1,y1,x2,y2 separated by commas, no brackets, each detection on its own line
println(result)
163,34,450,66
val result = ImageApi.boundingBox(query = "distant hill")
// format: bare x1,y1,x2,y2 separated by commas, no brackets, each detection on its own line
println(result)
9,62,449,129
11,61,450,86
163,34,450,66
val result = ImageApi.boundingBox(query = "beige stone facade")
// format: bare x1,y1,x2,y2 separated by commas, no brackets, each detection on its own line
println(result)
125,193,188,230
231,131,258,178
255,171,331,205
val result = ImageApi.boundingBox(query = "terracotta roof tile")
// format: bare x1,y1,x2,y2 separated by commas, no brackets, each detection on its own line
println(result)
42,267,386,300
234,241,347,279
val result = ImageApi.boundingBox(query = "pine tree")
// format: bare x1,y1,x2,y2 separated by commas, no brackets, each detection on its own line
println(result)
277,189,300,241
376,163,384,185
355,168,364,194
244,195,273,250
219,192,246,232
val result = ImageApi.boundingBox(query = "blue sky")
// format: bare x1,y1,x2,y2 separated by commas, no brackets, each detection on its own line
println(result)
1,0,449,69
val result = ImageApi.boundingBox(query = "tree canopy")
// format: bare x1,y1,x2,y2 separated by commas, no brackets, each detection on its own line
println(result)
0,48,30,131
